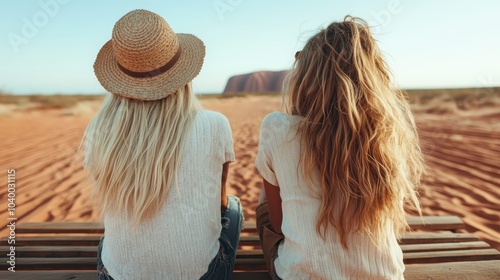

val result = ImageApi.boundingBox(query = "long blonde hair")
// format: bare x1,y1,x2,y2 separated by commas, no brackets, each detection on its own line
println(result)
285,16,424,247
81,83,200,226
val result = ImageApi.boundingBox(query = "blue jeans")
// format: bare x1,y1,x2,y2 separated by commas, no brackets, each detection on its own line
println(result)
200,195,244,279
97,195,244,280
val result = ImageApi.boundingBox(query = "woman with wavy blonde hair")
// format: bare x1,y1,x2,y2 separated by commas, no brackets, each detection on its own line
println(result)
255,16,424,279
82,9,242,280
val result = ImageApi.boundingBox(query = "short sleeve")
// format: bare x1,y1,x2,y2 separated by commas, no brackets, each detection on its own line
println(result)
255,115,279,186
220,115,235,163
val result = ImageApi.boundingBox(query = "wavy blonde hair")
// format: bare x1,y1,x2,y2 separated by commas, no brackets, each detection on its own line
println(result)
285,16,424,247
81,83,200,226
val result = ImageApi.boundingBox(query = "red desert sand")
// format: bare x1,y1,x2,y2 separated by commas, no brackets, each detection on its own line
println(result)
0,95,498,250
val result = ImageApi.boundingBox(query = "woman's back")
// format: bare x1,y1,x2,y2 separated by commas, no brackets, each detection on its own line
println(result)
257,112,404,279
86,9,243,279
100,110,235,279
255,16,423,279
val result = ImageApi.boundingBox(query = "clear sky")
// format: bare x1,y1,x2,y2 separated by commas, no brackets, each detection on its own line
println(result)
1,0,499,95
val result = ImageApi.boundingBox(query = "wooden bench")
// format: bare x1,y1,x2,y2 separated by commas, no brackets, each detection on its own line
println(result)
1,216,499,279
0,261,499,280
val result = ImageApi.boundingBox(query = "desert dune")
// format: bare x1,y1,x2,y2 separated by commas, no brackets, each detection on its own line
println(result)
0,94,498,251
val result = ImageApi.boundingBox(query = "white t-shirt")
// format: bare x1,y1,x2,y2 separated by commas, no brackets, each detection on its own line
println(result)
98,110,235,279
256,112,404,280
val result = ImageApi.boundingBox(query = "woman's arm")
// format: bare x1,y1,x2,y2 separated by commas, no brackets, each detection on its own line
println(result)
264,179,282,234
221,162,230,212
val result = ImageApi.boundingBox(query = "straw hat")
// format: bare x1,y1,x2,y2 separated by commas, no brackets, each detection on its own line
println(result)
94,9,205,101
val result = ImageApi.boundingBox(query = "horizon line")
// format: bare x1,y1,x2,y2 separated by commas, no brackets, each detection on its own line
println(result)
2,85,500,96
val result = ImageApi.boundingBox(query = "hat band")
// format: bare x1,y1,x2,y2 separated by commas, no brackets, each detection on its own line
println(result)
117,46,182,78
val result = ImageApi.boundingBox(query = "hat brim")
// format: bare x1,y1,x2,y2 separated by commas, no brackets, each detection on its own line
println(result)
93,34,205,101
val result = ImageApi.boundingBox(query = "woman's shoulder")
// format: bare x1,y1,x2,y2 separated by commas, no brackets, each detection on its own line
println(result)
196,110,231,125
196,109,227,119
261,112,301,132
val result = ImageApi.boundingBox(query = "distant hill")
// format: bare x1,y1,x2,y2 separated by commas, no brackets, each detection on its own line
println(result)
223,70,288,94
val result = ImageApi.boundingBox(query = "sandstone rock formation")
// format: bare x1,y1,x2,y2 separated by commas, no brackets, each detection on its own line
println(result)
223,70,288,94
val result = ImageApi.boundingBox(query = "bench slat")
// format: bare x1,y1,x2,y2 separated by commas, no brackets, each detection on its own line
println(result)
14,216,464,234
0,258,96,270
16,222,104,234
0,271,98,280
2,232,479,247
0,257,268,271
403,249,500,264
406,216,465,231
399,233,478,244
1,241,490,257
0,246,96,258
0,271,269,280
0,236,103,247
0,261,499,280
242,248,500,264
404,260,500,280
0,235,259,247
0,271,271,280
1,249,499,271
400,241,491,253
8,247,500,270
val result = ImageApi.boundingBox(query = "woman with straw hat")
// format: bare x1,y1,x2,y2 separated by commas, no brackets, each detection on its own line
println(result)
82,9,243,279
